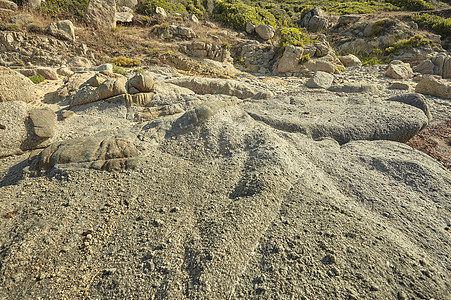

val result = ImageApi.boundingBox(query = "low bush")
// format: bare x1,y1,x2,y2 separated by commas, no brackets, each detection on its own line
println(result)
278,27,311,51
213,0,277,31
40,0,88,21
412,14,451,37
112,56,141,67
28,74,46,84
385,0,434,11
112,64,128,75
137,0,206,17
385,34,433,54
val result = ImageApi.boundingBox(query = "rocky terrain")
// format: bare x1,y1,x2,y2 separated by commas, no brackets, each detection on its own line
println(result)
0,0,450,299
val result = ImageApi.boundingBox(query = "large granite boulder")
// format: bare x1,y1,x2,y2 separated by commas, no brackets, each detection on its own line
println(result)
0,67,36,103
85,0,116,29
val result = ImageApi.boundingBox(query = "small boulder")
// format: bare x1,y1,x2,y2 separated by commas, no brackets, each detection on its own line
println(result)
339,54,362,67
85,0,116,29
127,72,155,94
47,20,75,42
0,0,17,10
246,22,255,34
415,75,451,100
67,56,92,69
189,14,199,23
116,11,133,23
155,6,167,18
29,108,57,138
386,60,413,79
306,71,334,89
116,0,137,9
389,82,410,90
255,24,275,40
278,45,304,74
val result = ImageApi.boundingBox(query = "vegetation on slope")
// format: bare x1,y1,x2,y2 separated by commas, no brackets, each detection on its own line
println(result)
412,14,451,37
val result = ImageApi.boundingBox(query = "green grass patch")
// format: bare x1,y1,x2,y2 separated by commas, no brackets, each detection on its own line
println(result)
412,14,451,37
28,74,46,84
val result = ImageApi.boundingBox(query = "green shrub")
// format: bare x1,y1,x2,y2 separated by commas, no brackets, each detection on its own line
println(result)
112,56,141,67
28,74,46,84
412,14,451,37
326,1,398,15
137,0,206,16
40,0,88,21
278,27,310,51
213,0,277,31
299,54,310,63
385,34,432,54
386,0,434,11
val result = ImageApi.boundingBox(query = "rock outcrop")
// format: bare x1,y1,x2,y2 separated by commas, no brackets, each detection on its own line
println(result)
167,77,273,99
415,75,451,99
31,132,140,172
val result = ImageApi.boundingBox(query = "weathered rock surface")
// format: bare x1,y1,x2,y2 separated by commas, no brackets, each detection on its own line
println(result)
387,93,431,124
244,95,428,144
167,77,273,99
0,67,36,103
31,132,140,172
415,75,451,99
85,0,116,29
